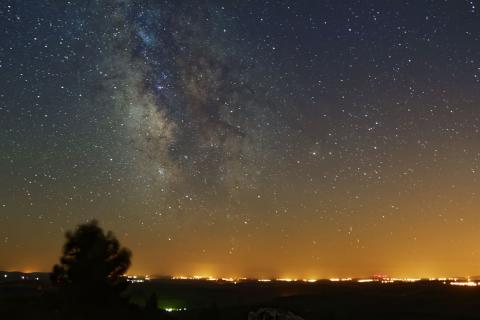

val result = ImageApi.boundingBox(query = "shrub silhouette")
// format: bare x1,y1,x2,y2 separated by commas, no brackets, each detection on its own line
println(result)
51,220,131,305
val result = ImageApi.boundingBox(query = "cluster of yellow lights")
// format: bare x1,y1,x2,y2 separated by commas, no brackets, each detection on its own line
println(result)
172,276,319,283
357,279,375,283
329,278,353,282
357,278,426,283
168,275,480,287
3,273,479,288
450,281,478,287
125,275,151,283
172,276,220,281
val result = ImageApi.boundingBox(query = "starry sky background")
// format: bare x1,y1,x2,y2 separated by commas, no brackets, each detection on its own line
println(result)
1,0,480,278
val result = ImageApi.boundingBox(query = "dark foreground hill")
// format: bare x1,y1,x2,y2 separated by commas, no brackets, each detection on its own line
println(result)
2,274,480,319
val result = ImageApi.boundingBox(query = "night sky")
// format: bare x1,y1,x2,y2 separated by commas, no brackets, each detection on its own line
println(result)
1,0,480,279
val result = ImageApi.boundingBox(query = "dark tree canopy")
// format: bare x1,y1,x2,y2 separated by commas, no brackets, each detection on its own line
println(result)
51,220,132,303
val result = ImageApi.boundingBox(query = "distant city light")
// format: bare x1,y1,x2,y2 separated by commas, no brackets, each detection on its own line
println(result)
135,275,480,288
164,307,187,312
330,278,352,282
451,281,478,287
125,275,150,283
221,278,235,282
357,279,374,283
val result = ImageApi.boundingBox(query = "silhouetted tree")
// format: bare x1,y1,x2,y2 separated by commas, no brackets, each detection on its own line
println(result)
51,220,131,306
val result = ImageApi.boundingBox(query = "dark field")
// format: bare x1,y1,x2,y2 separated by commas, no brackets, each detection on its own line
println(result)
128,279,480,319
2,273,480,319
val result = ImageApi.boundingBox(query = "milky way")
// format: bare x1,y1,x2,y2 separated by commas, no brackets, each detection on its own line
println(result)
1,0,480,278
96,1,298,201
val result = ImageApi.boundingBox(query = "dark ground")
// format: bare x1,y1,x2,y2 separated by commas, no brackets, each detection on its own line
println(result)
2,273,480,319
